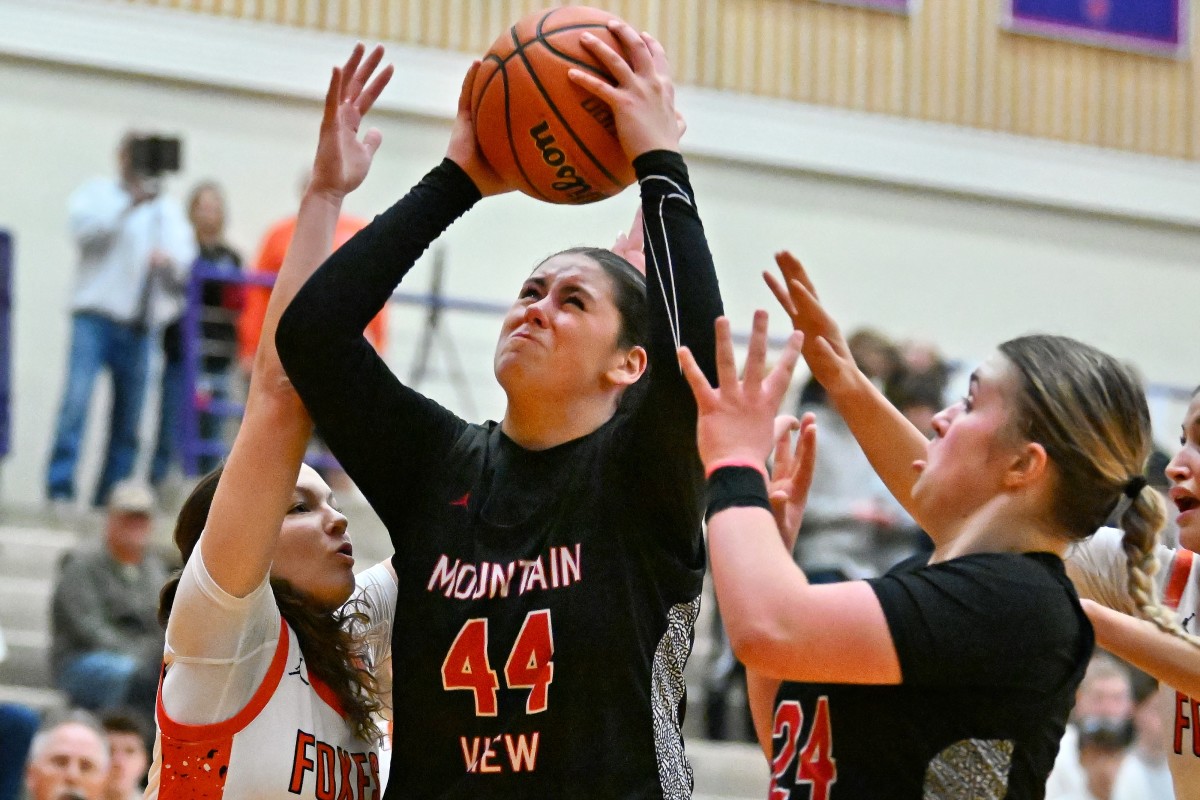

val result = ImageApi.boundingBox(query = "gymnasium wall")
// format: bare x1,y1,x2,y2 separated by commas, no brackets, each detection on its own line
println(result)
0,0,1197,511
130,0,1200,161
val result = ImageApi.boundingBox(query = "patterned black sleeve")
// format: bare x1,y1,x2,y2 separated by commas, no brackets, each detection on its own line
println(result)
620,150,724,552
275,160,480,531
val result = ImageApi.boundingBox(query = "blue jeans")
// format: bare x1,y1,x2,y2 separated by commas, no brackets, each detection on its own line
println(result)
57,650,138,711
46,313,151,507
150,322,183,487
0,703,38,800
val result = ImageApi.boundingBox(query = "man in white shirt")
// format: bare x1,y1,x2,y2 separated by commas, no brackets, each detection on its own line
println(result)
45,131,195,510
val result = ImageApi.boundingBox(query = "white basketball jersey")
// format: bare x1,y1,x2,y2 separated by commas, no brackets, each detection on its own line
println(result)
145,622,382,799
1165,549,1200,800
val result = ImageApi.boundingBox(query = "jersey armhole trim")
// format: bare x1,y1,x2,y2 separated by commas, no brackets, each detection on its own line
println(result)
1164,549,1195,611
155,622,290,741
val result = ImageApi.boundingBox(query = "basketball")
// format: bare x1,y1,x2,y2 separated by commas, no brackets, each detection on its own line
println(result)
471,6,636,205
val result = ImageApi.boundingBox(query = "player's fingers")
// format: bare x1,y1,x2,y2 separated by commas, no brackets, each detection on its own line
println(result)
580,31,636,84
607,20,654,75
349,44,384,100
339,43,365,100
776,251,819,299
742,310,769,390
678,346,714,408
320,67,341,135
567,67,618,105
773,415,799,476
763,271,798,321
766,332,804,404
457,61,482,116
362,128,383,158
713,316,738,393
792,415,818,496
356,61,392,116
640,31,670,75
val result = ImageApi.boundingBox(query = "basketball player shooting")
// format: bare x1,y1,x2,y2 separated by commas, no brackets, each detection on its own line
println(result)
276,18,724,799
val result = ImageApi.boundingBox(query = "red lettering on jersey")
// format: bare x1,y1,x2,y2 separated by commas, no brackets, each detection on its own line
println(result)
368,753,380,799
315,742,336,800
505,610,554,714
289,730,316,794
796,697,837,800
770,697,838,800
1176,692,1200,757
770,701,803,800
443,618,500,716
504,732,540,772
336,748,354,800
352,753,371,800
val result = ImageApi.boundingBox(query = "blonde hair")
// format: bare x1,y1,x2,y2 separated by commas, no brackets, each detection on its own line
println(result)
999,335,1199,650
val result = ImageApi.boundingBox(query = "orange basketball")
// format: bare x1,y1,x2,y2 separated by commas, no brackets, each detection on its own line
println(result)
471,6,636,205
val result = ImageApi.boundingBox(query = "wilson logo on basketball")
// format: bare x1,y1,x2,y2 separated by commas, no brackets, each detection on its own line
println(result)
529,121,605,205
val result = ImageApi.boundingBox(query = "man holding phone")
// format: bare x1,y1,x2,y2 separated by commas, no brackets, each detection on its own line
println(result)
45,130,195,511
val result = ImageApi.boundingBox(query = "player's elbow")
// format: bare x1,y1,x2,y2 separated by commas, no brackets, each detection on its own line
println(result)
725,614,794,674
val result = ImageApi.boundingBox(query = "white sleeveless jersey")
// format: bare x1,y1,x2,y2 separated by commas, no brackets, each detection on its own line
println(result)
1163,548,1199,800
145,621,382,799
1068,530,1198,800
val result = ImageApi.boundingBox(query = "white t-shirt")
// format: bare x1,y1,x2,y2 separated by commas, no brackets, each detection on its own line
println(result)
1066,527,1199,800
145,552,396,799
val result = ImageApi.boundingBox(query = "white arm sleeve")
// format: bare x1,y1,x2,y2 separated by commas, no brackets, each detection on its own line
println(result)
160,549,281,725
348,562,397,720
1066,527,1174,615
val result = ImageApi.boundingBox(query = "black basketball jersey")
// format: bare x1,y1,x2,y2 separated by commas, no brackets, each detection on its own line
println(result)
278,151,723,798
768,552,1092,800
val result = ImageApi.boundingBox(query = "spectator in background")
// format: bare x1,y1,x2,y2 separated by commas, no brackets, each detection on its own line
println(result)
46,131,196,511
790,327,907,584
1071,718,1136,800
1046,653,1136,799
51,481,168,733
24,713,109,800
1112,674,1174,800
99,712,149,800
149,181,243,487
0,622,39,800
237,170,388,375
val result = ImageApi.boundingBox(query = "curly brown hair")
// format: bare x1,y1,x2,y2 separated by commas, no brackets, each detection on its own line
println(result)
158,467,384,742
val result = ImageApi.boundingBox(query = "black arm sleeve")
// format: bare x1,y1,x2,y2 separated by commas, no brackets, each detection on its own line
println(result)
276,160,481,528
620,151,723,550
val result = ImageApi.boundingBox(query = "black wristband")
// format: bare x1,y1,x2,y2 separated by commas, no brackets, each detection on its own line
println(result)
705,466,772,522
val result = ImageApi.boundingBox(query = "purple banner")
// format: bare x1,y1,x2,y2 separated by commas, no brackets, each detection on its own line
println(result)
1005,0,1187,57
816,0,912,14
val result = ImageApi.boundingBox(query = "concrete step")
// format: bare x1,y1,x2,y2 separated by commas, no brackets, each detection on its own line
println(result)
0,682,66,715
689,739,768,800
0,526,79,577
0,628,52,688
0,575,52,632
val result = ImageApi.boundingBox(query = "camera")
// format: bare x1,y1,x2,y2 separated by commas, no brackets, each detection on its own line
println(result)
129,135,182,177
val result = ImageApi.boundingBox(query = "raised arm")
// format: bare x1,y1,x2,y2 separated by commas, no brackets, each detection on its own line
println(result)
1083,599,1200,699
199,45,392,598
679,312,901,686
766,252,932,531
570,22,723,530
275,63,505,525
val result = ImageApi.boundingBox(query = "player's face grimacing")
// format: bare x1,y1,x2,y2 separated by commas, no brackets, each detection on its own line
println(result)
271,463,355,609
494,254,639,403
910,353,1027,532
1166,393,1200,552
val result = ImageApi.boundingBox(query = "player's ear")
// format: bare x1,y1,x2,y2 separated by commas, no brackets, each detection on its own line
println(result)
607,345,646,388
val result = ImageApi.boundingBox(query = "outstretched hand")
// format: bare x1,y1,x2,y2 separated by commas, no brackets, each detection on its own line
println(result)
611,207,646,275
310,43,393,200
678,310,804,474
763,251,857,395
567,20,681,160
446,60,509,197
768,413,817,552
